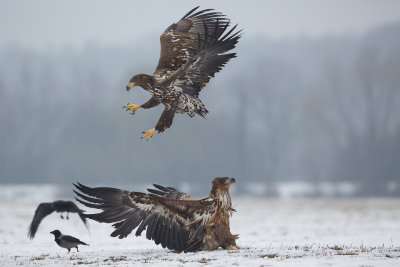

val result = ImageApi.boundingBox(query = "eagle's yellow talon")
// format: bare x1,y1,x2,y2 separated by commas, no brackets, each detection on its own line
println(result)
123,103,141,114
141,128,155,140
228,245,239,250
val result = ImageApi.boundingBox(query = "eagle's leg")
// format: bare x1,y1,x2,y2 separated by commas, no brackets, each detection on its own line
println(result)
226,234,240,250
228,245,239,250
141,97,160,109
123,97,159,115
123,103,141,114
141,108,175,141
60,213,64,219
66,212,69,220
141,128,155,140
76,246,79,252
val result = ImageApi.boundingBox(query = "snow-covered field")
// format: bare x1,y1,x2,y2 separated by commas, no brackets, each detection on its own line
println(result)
1,185,399,266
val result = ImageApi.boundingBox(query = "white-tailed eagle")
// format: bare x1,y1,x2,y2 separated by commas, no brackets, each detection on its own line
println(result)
123,6,242,140
73,177,239,252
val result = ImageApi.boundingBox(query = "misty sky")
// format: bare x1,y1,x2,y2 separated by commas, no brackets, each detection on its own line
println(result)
1,0,400,50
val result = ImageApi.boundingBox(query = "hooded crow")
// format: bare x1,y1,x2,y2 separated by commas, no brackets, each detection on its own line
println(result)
28,200,88,239
50,230,89,253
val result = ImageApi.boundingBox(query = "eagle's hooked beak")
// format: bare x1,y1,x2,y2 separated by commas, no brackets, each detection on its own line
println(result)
126,82,135,91
230,178,236,184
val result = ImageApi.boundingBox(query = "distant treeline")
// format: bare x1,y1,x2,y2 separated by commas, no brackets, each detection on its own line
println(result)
1,22,399,196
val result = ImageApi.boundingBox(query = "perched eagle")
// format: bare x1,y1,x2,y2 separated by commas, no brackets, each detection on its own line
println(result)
73,177,239,252
28,200,88,239
123,6,242,140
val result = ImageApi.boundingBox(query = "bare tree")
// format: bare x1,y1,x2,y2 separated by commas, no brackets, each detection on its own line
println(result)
319,45,400,195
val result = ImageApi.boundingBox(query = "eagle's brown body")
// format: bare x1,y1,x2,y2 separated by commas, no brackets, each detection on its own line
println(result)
124,7,242,139
73,177,239,252
199,185,238,250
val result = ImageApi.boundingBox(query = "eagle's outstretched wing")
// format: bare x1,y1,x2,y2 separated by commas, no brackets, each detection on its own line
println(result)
167,21,241,97
153,6,230,79
147,184,193,200
73,183,212,252
28,203,55,239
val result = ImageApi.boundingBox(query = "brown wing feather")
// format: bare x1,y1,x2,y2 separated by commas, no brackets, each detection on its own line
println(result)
167,22,242,97
153,6,230,79
147,184,194,200
73,183,212,252
28,203,55,239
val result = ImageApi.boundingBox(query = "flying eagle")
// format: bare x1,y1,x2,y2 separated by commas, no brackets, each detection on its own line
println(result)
123,6,242,140
73,177,239,252
28,200,88,239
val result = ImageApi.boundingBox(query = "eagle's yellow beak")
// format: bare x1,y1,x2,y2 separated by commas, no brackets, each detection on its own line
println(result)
126,82,135,91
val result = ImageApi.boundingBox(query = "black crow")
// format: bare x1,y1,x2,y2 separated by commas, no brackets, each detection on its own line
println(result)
28,200,88,239
50,230,89,253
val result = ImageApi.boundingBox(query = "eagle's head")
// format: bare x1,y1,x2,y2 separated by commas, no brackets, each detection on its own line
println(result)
212,177,236,190
126,74,154,91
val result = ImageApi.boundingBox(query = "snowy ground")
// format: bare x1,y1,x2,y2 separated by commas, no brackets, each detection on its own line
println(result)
1,185,400,266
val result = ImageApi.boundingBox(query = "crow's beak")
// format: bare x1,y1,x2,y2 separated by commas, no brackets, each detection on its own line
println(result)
231,178,236,183
126,82,135,91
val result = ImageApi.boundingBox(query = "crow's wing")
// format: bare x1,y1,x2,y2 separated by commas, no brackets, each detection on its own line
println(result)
64,201,88,228
28,203,55,239
78,212,88,229
52,200,89,229
62,235,88,245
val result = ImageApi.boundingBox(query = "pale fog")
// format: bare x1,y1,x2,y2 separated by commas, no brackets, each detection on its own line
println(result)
1,0,400,197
